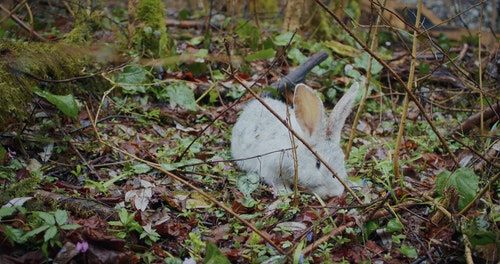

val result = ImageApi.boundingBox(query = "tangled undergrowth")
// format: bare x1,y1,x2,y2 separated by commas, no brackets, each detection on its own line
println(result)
0,0,499,263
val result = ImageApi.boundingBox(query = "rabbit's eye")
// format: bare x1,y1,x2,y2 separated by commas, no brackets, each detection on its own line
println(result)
315,159,321,169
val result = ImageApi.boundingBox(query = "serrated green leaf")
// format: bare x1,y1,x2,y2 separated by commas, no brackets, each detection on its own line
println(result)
24,225,49,240
435,170,450,195
38,212,55,225
4,225,27,244
244,48,276,61
437,168,479,210
54,210,68,226
204,241,231,264
33,88,78,118
44,226,58,242
167,82,196,111
450,168,478,210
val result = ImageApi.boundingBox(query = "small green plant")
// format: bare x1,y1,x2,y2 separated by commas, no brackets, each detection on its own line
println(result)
242,231,276,263
4,209,80,257
108,208,159,246
0,158,23,182
315,241,335,262
436,167,479,210
184,231,205,260
204,241,231,264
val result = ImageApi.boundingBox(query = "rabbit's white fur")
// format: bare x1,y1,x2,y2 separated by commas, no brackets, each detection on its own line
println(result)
231,82,359,199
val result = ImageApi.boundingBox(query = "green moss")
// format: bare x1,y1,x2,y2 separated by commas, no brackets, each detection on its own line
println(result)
132,0,171,57
0,41,105,125
249,0,278,13
0,172,41,206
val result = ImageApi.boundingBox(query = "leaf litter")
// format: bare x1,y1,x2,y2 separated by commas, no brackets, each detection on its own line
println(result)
0,1,499,263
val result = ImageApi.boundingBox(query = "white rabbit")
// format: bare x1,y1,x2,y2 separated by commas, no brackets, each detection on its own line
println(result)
231,82,359,199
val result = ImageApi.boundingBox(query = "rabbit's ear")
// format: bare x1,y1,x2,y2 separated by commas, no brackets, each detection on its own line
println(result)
293,84,325,138
326,82,359,145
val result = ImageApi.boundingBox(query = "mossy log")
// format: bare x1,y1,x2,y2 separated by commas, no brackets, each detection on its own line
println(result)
0,41,111,125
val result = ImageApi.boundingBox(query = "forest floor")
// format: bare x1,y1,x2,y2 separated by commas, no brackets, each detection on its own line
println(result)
0,1,499,264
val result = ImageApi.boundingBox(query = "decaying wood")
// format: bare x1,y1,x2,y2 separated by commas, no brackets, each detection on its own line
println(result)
451,101,500,136
34,190,119,221
263,50,329,98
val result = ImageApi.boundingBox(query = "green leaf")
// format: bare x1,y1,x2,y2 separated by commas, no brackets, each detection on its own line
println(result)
391,234,406,243
44,226,58,242
0,207,17,219
54,210,68,226
323,40,361,57
38,212,55,225
451,168,479,210
33,88,78,118
116,65,151,93
236,172,260,197
435,170,450,196
60,224,81,230
398,244,418,258
133,163,151,174
164,258,183,264
287,48,307,65
4,225,27,244
354,52,383,75
468,230,497,245
244,48,276,61
293,240,305,264
386,218,403,233
0,144,6,162
167,82,196,111
160,162,183,171
204,241,231,264
274,31,300,46
118,208,129,224
108,221,123,227
437,168,479,210
364,220,379,238
24,225,49,240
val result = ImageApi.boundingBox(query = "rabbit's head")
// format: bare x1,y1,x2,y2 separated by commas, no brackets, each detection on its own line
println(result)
290,83,359,198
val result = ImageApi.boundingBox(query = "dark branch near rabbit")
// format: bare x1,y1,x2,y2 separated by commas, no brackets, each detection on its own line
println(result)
263,50,329,97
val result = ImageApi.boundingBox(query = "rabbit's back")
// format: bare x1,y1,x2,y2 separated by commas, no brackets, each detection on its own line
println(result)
231,98,300,183
231,98,300,156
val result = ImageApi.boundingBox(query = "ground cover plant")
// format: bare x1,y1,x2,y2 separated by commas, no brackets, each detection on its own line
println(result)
0,0,498,263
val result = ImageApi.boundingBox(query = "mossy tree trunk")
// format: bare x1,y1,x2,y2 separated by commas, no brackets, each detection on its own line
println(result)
283,0,303,32
129,0,172,58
